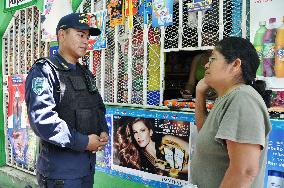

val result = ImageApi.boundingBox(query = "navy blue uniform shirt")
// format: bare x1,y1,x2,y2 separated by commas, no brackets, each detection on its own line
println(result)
25,53,96,179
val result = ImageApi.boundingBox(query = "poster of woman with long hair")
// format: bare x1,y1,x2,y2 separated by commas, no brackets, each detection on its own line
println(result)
113,115,190,183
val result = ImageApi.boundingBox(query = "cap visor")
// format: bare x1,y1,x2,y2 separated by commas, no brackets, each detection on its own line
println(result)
76,26,101,36
89,28,101,36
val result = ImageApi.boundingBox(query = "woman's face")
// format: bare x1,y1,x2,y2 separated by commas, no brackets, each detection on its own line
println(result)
204,49,235,88
132,121,153,148
91,16,97,27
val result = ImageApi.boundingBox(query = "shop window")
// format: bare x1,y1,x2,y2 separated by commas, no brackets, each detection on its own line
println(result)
78,0,246,108
163,50,209,101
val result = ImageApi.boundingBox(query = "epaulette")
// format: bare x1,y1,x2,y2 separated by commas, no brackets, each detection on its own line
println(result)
35,57,69,71
35,58,49,65
34,58,57,71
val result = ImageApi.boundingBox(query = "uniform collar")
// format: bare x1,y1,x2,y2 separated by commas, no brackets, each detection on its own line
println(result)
54,52,77,70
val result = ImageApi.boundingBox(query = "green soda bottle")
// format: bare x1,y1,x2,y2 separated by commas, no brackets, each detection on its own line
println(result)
254,21,267,76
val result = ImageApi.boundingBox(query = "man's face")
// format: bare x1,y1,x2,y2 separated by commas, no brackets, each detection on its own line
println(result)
58,28,90,59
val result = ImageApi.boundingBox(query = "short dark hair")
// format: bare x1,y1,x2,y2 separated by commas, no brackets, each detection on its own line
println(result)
215,37,271,107
215,37,259,84
56,28,71,44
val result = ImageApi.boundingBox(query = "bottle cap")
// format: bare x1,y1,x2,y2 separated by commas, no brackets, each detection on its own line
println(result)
269,18,276,24
259,21,266,26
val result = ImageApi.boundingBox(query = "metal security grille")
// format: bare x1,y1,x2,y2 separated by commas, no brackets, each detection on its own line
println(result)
78,0,249,108
2,6,48,175
1,0,249,177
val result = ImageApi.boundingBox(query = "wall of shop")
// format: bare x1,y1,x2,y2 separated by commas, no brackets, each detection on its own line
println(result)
1,0,284,188
0,1,153,188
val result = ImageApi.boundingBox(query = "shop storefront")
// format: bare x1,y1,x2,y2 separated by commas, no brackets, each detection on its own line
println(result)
0,0,284,187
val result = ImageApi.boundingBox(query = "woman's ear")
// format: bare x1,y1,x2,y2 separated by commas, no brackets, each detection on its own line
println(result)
231,58,242,73
150,129,153,137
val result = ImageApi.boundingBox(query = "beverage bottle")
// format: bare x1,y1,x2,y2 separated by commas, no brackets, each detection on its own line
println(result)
254,21,267,76
275,16,284,77
263,18,277,77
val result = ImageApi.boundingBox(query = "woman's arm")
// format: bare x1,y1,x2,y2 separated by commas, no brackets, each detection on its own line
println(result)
184,55,199,94
220,140,261,188
195,79,209,131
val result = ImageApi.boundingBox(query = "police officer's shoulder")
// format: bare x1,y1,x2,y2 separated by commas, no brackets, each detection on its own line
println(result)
28,57,56,75
35,57,49,65
33,57,60,70
33,57,51,68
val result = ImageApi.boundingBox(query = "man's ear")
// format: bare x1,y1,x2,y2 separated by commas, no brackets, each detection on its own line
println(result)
57,29,65,41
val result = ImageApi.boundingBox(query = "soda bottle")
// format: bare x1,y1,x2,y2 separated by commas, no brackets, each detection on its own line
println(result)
262,18,277,77
253,21,267,76
275,16,284,77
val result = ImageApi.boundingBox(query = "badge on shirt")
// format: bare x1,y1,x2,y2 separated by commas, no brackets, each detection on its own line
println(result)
32,77,46,95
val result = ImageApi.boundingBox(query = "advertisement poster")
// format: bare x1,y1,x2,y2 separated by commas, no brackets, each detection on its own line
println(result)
187,0,212,12
152,0,173,27
250,0,284,80
264,120,284,188
138,0,152,24
107,0,124,27
96,114,112,171
102,107,195,187
41,0,72,42
7,75,37,166
88,11,107,50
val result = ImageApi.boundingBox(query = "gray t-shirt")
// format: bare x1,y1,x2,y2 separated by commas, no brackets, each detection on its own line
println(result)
190,85,271,188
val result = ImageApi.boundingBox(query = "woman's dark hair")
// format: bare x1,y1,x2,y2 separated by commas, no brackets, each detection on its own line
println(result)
215,37,271,107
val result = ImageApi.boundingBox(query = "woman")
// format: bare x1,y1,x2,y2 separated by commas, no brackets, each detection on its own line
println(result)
190,37,271,188
114,118,189,178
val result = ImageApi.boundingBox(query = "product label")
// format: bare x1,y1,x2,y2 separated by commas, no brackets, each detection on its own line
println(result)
263,43,275,58
255,45,263,60
276,48,284,62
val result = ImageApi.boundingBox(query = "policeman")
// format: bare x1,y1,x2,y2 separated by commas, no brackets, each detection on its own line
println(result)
25,13,109,188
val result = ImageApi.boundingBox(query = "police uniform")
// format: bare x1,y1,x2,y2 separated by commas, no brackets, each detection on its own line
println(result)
25,51,108,187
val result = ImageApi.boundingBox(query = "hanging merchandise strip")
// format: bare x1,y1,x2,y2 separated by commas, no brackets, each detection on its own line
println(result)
107,0,125,26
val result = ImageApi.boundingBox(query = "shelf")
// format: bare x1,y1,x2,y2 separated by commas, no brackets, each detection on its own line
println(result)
257,76,284,91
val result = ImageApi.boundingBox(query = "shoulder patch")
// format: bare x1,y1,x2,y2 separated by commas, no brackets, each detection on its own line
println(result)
32,77,47,95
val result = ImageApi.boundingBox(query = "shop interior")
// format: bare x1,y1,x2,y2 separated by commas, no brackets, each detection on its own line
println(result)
163,50,209,101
